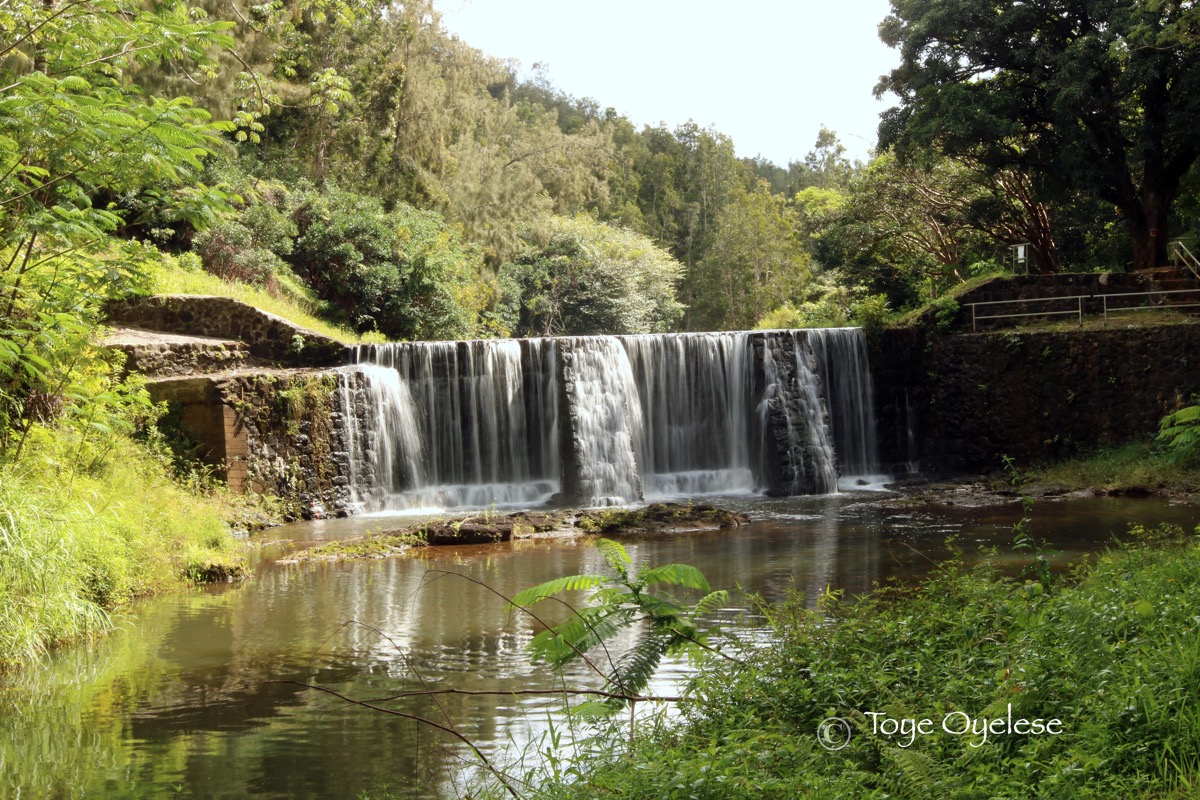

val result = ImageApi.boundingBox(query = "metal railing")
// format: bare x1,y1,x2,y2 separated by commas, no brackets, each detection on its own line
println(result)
1100,288,1200,324
968,295,1086,331
967,286,1200,330
1170,240,1200,281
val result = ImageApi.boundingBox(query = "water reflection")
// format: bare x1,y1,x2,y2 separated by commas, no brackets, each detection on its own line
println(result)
2,495,1195,799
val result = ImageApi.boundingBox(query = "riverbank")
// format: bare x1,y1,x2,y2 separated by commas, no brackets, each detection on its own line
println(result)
494,522,1200,799
879,441,1200,511
0,429,250,672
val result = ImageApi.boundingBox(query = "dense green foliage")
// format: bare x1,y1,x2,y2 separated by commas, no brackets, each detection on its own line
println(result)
0,429,244,670
288,187,486,339
0,0,254,668
511,526,1200,799
498,216,684,336
878,0,1200,270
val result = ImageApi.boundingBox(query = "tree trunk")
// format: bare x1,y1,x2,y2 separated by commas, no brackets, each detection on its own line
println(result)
1126,187,1172,270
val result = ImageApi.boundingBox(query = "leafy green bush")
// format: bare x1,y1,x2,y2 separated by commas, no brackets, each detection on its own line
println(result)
1158,404,1200,464
290,187,486,340
497,215,685,337
932,295,961,331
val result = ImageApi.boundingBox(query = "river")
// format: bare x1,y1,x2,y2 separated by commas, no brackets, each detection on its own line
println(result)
2,493,1196,799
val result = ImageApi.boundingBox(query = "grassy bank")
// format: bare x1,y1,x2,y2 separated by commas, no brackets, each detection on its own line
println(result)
503,525,1200,799
1017,442,1200,495
144,255,380,344
0,427,247,671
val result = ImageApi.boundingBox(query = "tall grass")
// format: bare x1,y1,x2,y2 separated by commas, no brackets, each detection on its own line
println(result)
506,525,1200,799
0,427,245,670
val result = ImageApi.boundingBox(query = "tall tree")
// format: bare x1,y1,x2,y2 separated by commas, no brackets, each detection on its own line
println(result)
878,0,1200,269
0,0,234,457
689,180,812,331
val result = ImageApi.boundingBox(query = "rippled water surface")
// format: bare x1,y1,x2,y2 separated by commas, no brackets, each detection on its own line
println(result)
2,494,1196,799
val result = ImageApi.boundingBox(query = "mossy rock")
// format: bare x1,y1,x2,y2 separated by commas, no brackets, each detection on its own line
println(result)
578,502,749,536
188,562,251,583
281,502,749,564
423,520,515,545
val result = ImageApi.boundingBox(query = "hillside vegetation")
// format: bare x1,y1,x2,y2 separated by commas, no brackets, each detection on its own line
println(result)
4,0,1200,669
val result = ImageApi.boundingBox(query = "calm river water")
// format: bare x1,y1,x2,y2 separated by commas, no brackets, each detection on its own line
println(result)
2,493,1197,799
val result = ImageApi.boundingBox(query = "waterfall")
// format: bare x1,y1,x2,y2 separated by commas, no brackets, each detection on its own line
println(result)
338,329,885,512
342,340,561,512
562,337,645,506
338,364,425,512
807,328,886,487
621,333,755,498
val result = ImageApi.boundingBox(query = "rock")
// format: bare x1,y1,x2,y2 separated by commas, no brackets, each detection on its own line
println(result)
424,521,514,545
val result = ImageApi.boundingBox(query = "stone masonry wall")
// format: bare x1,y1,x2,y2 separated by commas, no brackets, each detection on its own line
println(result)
106,295,349,367
150,370,355,519
870,323,1200,473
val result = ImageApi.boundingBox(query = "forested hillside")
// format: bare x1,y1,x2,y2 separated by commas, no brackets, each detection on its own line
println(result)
4,0,1200,665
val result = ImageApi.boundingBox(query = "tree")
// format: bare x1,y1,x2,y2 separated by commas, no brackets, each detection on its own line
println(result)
497,215,684,337
878,0,1200,269
689,180,812,330
289,187,485,340
0,0,234,459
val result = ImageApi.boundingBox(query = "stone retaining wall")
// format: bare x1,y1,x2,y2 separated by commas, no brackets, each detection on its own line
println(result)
871,323,1200,473
106,295,348,367
149,370,355,519
108,335,257,378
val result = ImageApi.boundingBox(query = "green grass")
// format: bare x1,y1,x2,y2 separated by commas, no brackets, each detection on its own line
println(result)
0,427,248,670
893,271,1011,328
145,260,384,344
1018,442,1200,494
495,524,1200,799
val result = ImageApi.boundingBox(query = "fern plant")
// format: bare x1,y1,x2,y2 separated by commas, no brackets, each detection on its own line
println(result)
509,538,727,715
1158,404,1200,463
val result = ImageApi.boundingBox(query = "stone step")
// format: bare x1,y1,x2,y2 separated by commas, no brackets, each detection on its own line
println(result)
104,327,259,378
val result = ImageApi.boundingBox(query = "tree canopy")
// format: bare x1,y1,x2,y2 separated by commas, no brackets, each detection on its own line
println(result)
497,215,684,337
877,0,1200,269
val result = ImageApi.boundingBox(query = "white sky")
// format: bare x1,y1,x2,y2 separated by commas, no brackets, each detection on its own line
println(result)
439,0,899,166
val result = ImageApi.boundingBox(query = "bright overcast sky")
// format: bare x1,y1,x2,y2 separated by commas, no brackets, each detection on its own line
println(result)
439,0,899,166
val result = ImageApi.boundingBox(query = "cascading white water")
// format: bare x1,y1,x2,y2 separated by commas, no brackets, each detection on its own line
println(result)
344,340,561,512
621,332,756,498
563,337,645,506
338,364,426,512
807,328,886,487
340,329,885,512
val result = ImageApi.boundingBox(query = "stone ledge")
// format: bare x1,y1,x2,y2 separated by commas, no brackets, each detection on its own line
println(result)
105,295,350,368
104,327,258,378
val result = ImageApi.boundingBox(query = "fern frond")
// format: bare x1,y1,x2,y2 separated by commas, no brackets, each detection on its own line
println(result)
692,589,730,616
508,574,608,609
637,563,711,592
528,605,637,666
1161,405,1200,428
595,538,630,575
607,634,670,700
884,745,941,797
636,593,686,619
